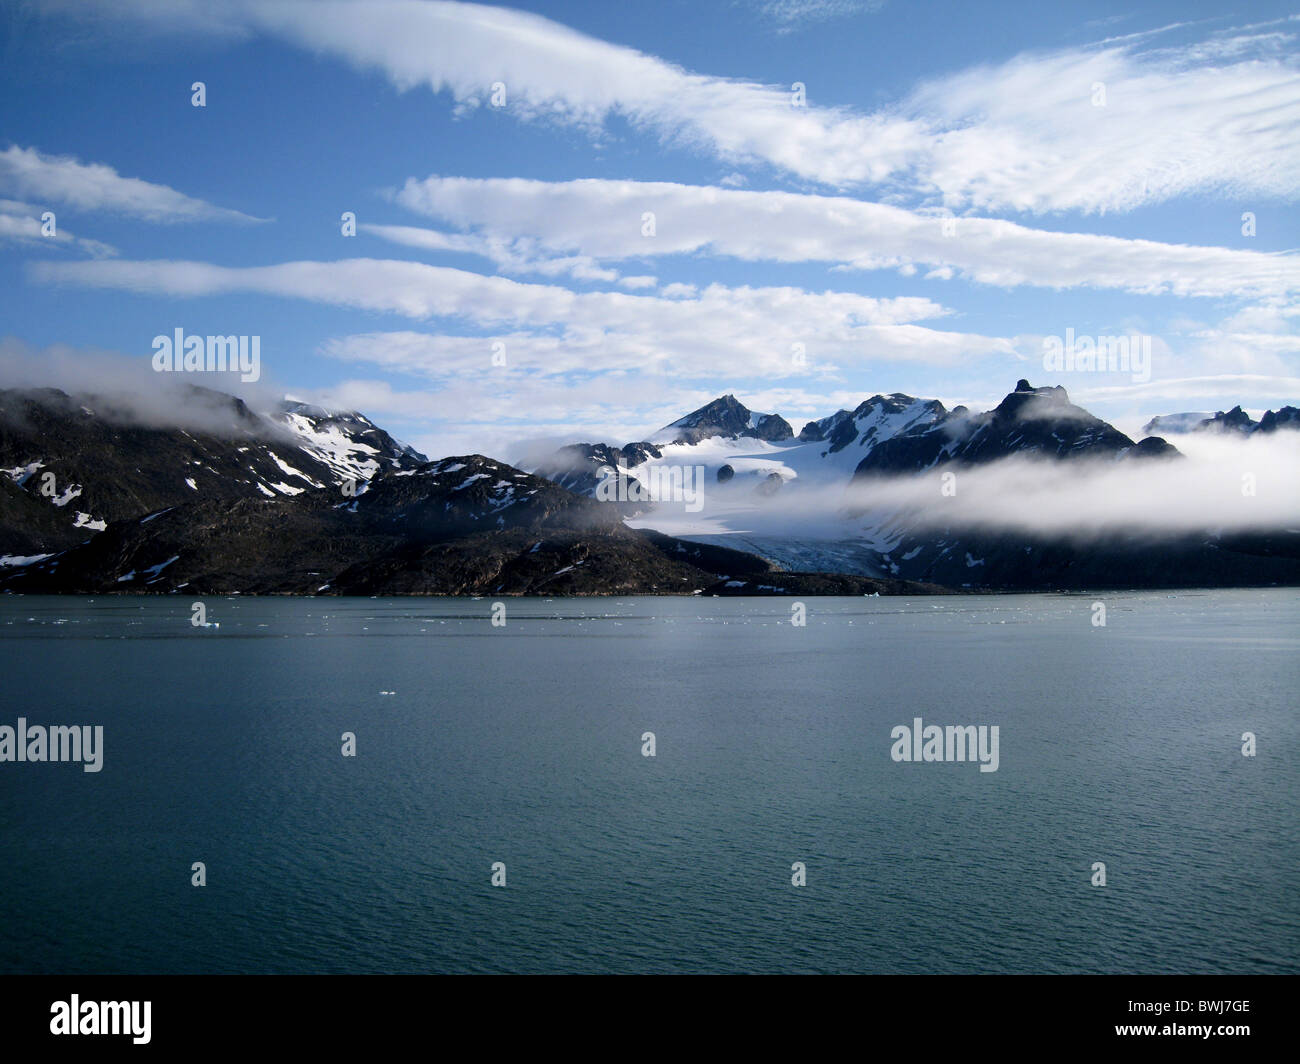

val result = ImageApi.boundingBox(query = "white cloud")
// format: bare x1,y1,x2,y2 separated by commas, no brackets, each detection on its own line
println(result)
359,222,621,282
846,435,1300,536
905,29,1300,212
30,257,1016,381
391,176,1300,301
0,145,267,224
740,0,885,33
307,374,700,459
43,1,1300,211
0,201,117,257
1072,374,1300,406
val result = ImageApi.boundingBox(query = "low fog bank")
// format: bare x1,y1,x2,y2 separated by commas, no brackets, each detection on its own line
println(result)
842,435,1299,537
0,337,290,435
632,435,1299,541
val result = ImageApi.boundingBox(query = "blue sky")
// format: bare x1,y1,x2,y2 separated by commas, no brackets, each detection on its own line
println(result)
1,0,1297,458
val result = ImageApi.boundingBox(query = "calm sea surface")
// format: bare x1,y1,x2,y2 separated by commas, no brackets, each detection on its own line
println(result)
0,591,1296,974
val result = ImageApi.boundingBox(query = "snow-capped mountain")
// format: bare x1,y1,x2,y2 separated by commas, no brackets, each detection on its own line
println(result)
851,380,1175,478
530,395,794,498
3,379,1297,594
526,379,1300,589
655,394,793,445
798,393,949,471
5,452,904,597
531,390,957,507
0,385,426,557
272,400,427,482
533,380,1177,508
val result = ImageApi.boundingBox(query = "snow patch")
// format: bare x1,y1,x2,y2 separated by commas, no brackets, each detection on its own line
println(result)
0,553,53,567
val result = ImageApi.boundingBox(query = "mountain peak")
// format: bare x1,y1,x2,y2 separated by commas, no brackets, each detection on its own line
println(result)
1191,407,1257,434
659,395,793,444
993,381,1070,419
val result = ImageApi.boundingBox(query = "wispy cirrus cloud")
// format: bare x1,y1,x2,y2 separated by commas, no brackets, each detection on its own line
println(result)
0,145,267,224
38,1,1300,212
904,26,1300,213
1073,374,1300,408
389,175,1300,301
359,222,622,283
0,199,117,257
738,0,886,34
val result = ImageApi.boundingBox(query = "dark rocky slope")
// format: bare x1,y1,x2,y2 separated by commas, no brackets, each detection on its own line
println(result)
2,455,942,596
0,385,426,555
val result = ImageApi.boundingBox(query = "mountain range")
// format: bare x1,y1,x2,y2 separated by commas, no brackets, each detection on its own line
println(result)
2,380,1297,595
1143,406,1300,437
